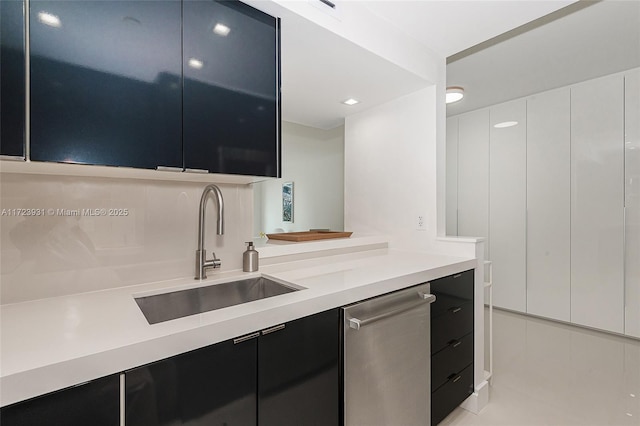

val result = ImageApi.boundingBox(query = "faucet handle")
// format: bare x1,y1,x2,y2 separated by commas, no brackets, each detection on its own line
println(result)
195,249,222,279
210,254,222,269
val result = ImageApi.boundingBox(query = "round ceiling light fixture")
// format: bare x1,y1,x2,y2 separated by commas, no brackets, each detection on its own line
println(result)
446,86,464,104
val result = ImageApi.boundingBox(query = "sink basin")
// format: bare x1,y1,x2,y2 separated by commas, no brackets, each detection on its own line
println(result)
135,277,301,324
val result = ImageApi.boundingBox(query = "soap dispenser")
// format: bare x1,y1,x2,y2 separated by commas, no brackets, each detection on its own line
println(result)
243,241,259,272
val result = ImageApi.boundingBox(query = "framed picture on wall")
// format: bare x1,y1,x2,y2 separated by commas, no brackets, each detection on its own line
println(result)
282,182,294,222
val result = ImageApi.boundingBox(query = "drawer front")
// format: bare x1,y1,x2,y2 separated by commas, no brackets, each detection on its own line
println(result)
430,270,474,318
431,301,473,354
431,332,473,391
431,364,474,425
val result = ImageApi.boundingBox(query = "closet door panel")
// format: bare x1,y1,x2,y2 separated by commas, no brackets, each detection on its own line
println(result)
571,75,624,334
446,117,459,236
526,88,571,322
625,68,640,338
457,110,489,255
489,99,527,312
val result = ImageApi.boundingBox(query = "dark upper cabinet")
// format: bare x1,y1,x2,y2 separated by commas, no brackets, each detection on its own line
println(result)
126,337,258,426
0,375,120,426
1,0,26,157
183,0,280,177
258,309,341,426
29,0,183,169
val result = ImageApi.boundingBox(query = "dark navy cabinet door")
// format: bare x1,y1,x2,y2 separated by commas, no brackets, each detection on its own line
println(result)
29,0,182,169
258,309,341,426
1,0,26,157
0,375,120,426
126,337,258,426
183,0,280,177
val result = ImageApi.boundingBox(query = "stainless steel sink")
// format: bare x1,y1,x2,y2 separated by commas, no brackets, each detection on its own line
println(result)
135,277,301,324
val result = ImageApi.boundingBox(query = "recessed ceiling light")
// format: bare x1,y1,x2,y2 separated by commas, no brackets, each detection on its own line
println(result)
188,58,204,69
342,98,359,106
213,23,230,36
38,11,61,28
493,121,519,128
446,86,464,104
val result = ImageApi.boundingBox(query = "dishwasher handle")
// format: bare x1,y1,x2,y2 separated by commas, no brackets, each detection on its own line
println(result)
349,292,436,330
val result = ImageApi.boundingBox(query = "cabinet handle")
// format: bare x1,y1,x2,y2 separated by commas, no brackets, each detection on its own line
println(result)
156,166,183,172
450,307,462,314
0,155,25,162
233,332,260,344
184,168,209,174
261,324,285,335
452,375,462,383
453,273,462,279
451,340,462,348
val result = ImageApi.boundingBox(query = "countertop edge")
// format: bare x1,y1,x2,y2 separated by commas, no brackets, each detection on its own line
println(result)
0,252,477,407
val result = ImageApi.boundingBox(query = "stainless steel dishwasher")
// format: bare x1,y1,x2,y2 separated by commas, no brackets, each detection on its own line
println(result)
343,283,435,426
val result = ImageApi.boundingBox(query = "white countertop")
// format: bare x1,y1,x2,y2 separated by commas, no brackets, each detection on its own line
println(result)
0,247,476,407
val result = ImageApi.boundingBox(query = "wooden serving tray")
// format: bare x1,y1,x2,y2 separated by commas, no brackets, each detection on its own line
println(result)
266,231,353,242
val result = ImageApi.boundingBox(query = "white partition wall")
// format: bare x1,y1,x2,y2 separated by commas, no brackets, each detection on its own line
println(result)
526,88,571,322
446,117,459,236
625,69,640,338
489,100,527,312
570,74,625,334
457,110,490,257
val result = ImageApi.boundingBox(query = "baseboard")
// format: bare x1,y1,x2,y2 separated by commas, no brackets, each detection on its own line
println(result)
460,379,489,414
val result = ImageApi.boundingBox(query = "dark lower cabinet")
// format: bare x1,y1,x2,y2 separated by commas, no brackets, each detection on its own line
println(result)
0,0,26,157
258,309,341,426
126,337,257,425
431,269,474,425
0,375,120,426
431,364,474,425
126,308,341,426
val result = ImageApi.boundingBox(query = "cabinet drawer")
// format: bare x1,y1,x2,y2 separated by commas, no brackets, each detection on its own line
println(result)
431,270,474,317
431,301,473,354
432,332,473,391
431,363,474,425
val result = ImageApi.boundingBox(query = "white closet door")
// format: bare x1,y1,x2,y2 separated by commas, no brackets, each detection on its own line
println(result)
526,88,571,322
457,109,490,254
571,74,625,334
625,68,640,338
446,117,459,236
489,99,527,312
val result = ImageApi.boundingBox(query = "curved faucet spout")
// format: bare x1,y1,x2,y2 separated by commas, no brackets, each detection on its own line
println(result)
195,184,224,279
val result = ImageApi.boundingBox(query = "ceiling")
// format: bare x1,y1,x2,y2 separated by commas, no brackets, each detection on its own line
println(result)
446,0,640,116
278,0,579,129
279,12,429,130
361,0,576,58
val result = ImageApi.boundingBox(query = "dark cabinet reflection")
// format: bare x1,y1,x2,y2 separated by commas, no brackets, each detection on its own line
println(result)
28,0,280,176
1,0,26,157
183,0,279,177
29,0,183,169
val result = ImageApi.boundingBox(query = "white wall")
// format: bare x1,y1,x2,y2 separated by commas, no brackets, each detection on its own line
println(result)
0,174,252,304
344,87,439,251
253,121,344,235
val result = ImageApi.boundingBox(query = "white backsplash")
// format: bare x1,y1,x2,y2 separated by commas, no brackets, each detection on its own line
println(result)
0,173,253,304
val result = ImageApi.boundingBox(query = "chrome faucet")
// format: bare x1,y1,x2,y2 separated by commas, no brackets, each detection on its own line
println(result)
195,184,224,279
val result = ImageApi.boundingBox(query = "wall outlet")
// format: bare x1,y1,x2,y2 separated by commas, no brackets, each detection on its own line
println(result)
416,214,427,231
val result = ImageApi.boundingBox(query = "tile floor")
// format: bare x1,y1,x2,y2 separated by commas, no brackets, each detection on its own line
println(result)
442,309,640,426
